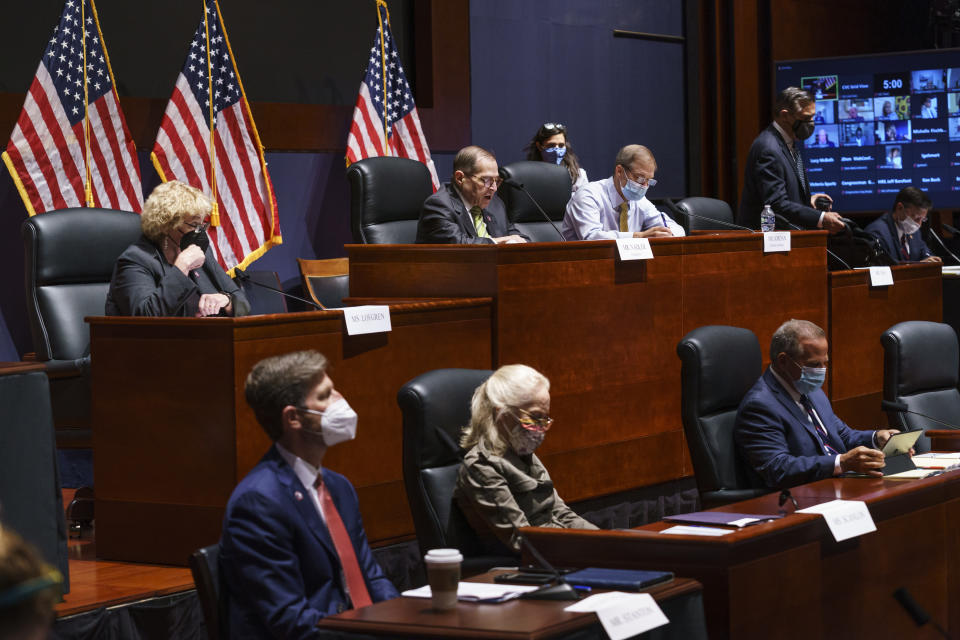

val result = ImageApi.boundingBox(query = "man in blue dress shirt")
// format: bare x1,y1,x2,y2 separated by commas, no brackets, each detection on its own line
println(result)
561,144,686,241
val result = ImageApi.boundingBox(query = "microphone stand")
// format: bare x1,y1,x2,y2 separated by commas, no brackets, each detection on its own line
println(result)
774,213,855,271
497,170,565,241
233,268,326,310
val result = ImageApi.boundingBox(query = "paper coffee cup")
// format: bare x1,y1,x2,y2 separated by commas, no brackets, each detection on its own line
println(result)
424,548,463,611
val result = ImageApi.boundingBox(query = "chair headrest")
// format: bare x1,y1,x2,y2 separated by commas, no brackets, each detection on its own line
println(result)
398,368,493,469
347,157,433,236
498,161,571,223
882,321,958,395
677,325,762,415
674,197,735,232
22,208,142,284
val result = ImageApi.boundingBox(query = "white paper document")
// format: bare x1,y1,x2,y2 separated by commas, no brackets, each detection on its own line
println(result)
798,499,876,541
401,581,538,602
660,525,733,537
566,592,669,640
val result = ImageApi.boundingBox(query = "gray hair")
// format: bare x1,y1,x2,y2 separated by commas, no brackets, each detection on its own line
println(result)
453,145,497,175
615,144,656,171
460,364,550,455
770,319,826,362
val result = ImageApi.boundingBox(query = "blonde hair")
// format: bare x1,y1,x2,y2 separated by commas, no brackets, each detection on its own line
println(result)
140,181,212,244
0,527,59,638
460,364,550,455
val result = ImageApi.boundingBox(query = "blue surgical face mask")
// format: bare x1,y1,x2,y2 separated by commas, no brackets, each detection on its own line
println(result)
621,177,648,201
541,146,566,165
791,357,826,395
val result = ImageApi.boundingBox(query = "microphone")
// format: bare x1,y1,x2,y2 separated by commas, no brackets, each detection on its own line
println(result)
922,220,960,265
880,399,960,430
775,213,854,271
233,267,326,311
497,168,565,241
893,587,950,639
778,489,799,511
661,198,755,233
516,534,580,600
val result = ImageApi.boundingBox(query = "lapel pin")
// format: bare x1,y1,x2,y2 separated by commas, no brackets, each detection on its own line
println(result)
294,490,304,501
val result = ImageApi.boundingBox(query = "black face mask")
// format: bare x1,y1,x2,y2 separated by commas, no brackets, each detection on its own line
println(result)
792,118,815,142
179,228,210,252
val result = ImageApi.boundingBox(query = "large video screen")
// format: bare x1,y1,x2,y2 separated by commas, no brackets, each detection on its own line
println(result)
776,49,960,213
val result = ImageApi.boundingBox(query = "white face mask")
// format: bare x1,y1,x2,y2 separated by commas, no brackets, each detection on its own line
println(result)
898,216,921,236
298,397,358,447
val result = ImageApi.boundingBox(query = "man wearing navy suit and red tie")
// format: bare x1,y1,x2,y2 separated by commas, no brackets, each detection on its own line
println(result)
416,145,528,244
735,320,900,489
220,351,397,639
864,187,942,264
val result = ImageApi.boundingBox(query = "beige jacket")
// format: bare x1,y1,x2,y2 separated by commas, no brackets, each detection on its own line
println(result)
455,439,597,552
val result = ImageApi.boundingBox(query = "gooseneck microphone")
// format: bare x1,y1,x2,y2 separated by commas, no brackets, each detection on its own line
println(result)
893,587,950,638
922,220,960,265
661,198,756,233
233,267,326,311
774,213,855,271
880,399,960,430
516,534,580,601
497,168,565,241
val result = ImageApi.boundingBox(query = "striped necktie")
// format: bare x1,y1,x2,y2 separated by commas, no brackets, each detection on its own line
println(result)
800,395,839,455
791,145,807,193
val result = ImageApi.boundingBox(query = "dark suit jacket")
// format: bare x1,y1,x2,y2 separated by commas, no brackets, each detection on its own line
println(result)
105,234,249,317
864,212,932,263
416,182,528,244
220,446,398,640
738,125,822,230
734,369,875,489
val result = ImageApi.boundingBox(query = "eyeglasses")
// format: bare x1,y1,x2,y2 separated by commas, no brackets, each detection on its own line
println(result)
508,408,553,433
539,122,566,136
182,220,210,233
466,174,502,189
619,165,657,188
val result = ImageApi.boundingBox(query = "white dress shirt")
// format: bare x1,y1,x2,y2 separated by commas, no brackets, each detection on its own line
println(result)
561,176,685,241
276,442,326,521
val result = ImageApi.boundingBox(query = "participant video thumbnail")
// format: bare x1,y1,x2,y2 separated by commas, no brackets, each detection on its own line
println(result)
879,145,904,169
807,125,839,148
877,120,911,143
912,69,946,92
814,102,835,124
841,123,873,147
802,75,838,101
875,96,909,121
838,98,873,122
913,95,940,119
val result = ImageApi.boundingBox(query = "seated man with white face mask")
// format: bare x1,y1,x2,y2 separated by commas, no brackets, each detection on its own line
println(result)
455,365,597,554
560,144,685,241
220,350,398,640
734,320,899,489
864,187,941,264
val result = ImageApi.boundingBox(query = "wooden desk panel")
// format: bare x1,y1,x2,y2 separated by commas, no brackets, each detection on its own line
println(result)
348,234,827,502
91,299,492,564
828,263,942,427
524,474,960,639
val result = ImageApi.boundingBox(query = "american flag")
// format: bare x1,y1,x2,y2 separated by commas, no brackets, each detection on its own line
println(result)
345,1,439,190
151,0,280,275
2,0,142,215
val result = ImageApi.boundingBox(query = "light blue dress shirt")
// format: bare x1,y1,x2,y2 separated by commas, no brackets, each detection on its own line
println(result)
561,176,685,241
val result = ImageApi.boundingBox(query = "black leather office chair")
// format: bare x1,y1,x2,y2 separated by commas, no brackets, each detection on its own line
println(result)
881,321,960,454
347,157,434,244
397,368,516,575
677,325,770,508
22,208,142,447
234,270,287,315
672,197,736,233
189,543,227,640
498,161,570,242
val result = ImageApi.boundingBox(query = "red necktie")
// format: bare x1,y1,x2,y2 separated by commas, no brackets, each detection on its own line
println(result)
316,479,373,608
901,234,910,260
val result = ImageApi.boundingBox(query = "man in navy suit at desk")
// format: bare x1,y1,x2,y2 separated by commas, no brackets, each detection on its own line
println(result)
220,350,398,639
735,320,899,489
416,145,528,244
864,187,941,264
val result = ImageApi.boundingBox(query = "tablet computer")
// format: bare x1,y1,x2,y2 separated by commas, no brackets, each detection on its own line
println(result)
881,430,922,457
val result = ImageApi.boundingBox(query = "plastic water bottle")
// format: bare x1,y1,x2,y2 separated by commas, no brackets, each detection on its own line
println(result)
760,204,775,232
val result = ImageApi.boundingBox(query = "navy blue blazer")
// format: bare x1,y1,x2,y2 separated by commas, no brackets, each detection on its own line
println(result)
105,234,250,317
738,125,822,230
864,212,932,263
734,369,875,489
416,182,528,244
220,446,398,640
